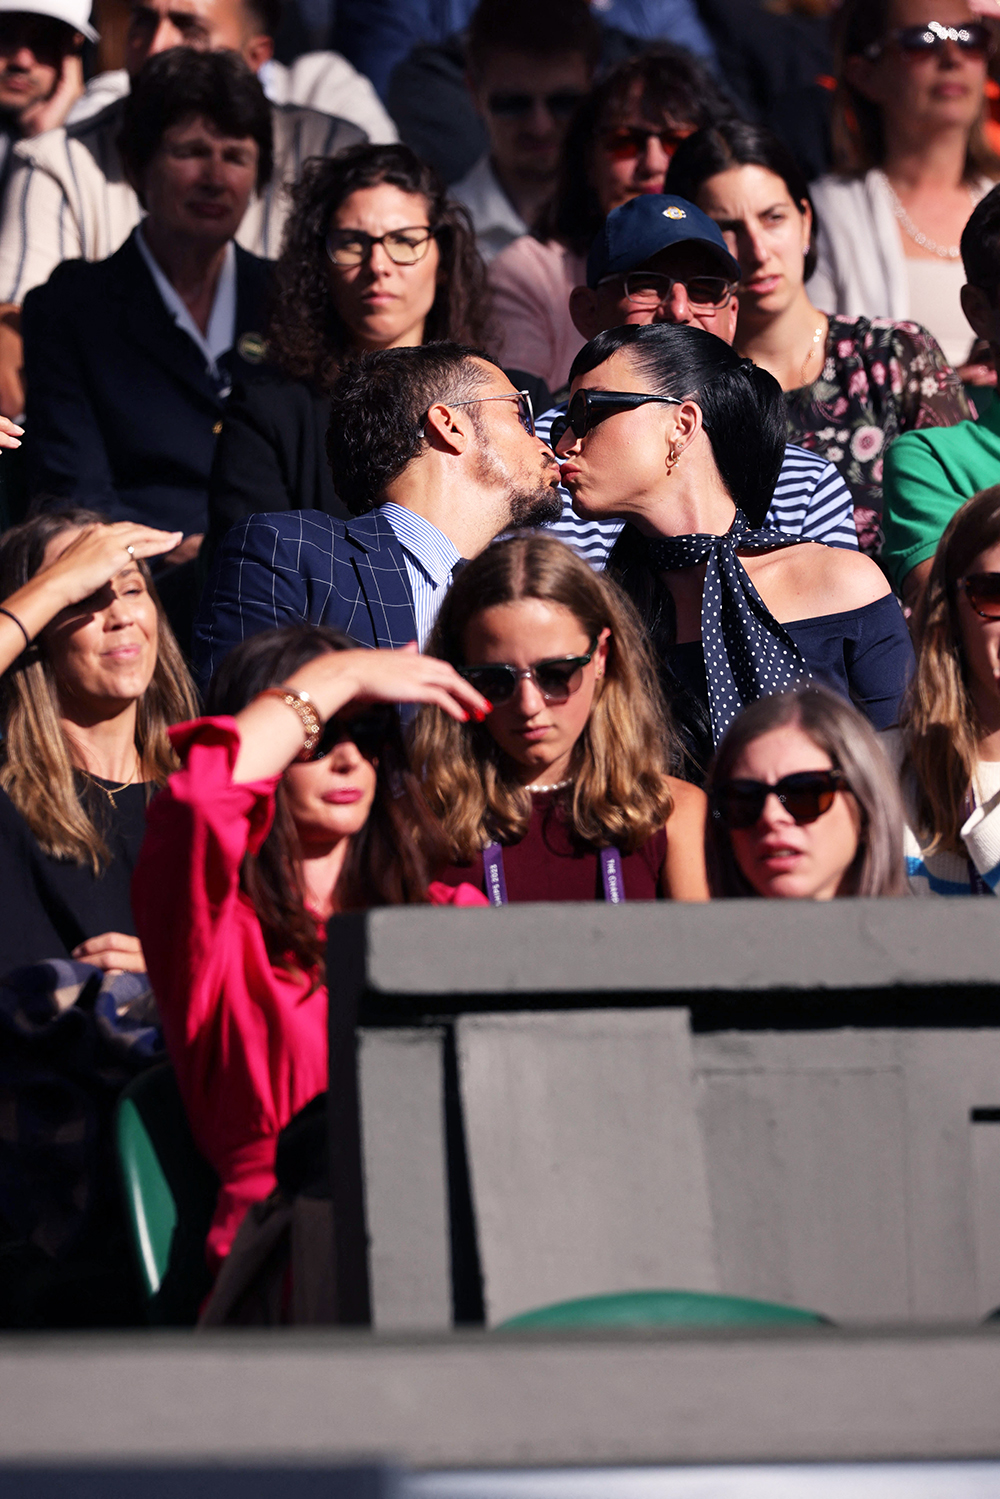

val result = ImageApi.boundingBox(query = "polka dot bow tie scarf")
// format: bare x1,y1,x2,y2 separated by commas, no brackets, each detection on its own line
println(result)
645,509,812,746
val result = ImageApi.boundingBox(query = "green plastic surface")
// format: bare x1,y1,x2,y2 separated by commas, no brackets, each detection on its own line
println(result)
497,1289,827,1331
116,1095,178,1298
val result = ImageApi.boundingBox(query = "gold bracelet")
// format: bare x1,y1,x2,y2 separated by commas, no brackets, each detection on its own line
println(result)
260,686,322,758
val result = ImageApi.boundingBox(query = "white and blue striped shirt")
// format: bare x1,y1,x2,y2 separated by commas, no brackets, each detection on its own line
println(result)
535,404,859,569
380,503,462,649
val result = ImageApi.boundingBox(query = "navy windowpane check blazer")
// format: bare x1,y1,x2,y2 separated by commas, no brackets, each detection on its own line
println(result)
193,509,417,691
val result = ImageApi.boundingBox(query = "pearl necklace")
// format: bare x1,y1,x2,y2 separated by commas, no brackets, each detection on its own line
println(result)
529,778,572,794
879,171,979,260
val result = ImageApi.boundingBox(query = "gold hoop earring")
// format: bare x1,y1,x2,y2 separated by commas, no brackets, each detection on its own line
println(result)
665,440,682,476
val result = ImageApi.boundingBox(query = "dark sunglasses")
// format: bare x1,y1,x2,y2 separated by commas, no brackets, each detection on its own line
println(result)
600,124,695,160
325,225,436,267
961,572,1000,619
599,269,735,311
459,645,597,706
307,708,395,762
550,388,682,447
487,90,585,119
864,20,993,60
711,769,849,830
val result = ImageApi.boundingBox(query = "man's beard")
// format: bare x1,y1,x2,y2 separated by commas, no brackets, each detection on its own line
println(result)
475,443,562,530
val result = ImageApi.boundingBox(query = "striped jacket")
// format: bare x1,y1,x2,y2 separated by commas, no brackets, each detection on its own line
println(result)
0,95,365,304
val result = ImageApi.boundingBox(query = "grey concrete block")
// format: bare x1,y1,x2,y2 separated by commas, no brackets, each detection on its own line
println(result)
457,1010,718,1325
359,1028,451,1331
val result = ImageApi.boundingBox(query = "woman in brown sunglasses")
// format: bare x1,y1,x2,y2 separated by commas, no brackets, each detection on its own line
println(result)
413,532,709,904
706,684,907,899
132,625,489,1274
890,483,1000,894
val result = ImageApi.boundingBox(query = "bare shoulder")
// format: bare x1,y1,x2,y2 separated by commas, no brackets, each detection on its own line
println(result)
746,541,890,622
666,775,708,824
791,543,890,611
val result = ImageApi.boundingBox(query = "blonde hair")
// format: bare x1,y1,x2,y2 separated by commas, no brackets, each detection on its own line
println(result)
902,486,1000,856
706,685,907,898
412,533,680,860
0,509,199,871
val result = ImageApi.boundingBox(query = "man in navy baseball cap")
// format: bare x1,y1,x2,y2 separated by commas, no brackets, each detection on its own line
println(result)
568,192,742,346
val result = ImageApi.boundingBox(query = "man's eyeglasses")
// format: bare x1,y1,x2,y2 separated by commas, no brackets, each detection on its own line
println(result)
550,388,682,447
600,124,696,160
599,270,736,311
326,225,437,267
711,769,849,830
459,645,597,706
961,572,1000,619
445,390,535,436
487,90,585,120
863,20,993,61
307,708,395,763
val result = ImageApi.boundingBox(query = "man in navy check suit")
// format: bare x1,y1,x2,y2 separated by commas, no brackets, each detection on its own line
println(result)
193,341,562,687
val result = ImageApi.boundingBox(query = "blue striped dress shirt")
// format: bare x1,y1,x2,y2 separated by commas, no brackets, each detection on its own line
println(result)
380,503,463,648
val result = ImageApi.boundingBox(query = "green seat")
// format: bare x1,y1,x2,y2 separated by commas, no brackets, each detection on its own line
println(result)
497,1289,829,1331
115,1064,219,1325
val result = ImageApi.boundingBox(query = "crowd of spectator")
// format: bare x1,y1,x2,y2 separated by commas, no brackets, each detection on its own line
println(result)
1,0,999,1326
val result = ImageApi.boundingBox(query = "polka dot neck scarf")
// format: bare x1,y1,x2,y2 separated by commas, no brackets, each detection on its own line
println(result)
645,509,812,745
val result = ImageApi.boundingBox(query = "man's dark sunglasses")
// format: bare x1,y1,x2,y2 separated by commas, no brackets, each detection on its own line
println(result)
599,269,735,310
550,388,682,447
864,20,993,60
487,90,585,119
308,708,395,762
961,572,1000,619
711,769,849,831
459,645,597,706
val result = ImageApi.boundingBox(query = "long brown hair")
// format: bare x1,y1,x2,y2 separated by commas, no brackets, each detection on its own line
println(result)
411,533,680,861
205,625,450,981
830,0,1000,181
267,144,490,390
705,685,907,898
0,509,198,871
903,485,1000,855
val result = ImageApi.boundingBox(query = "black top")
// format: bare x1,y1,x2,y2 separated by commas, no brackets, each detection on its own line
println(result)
0,778,149,979
669,592,915,734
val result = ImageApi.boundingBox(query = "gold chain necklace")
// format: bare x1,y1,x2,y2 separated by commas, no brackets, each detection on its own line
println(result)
79,760,138,809
800,320,826,386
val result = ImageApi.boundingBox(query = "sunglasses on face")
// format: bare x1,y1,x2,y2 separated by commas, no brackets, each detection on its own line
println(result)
459,645,598,706
711,769,848,830
325,225,436,267
863,20,993,61
599,270,736,311
600,124,696,160
487,89,585,119
307,708,394,762
961,572,1000,619
550,388,683,447
445,390,535,436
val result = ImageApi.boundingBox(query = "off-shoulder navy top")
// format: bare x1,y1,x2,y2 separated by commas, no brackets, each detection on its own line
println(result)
669,592,914,732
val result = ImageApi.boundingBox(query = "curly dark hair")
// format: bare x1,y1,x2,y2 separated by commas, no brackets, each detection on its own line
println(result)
119,48,273,202
267,143,490,389
542,45,737,256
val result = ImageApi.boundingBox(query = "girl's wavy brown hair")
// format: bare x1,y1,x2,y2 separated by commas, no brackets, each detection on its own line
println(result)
267,143,490,390
0,508,199,871
902,485,1000,855
206,624,450,982
412,533,680,860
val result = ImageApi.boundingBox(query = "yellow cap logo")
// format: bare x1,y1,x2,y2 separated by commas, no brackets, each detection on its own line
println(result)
663,206,686,220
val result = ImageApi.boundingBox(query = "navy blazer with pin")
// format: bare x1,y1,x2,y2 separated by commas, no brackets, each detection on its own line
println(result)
21,227,273,536
193,507,419,691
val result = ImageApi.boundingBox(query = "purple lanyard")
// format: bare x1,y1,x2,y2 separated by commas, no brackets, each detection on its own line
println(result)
482,841,626,905
962,790,993,896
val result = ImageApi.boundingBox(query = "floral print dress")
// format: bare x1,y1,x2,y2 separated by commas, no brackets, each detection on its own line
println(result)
783,315,971,555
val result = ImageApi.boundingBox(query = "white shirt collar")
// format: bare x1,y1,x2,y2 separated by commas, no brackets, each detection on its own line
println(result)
379,503,462,586
135,224,238,380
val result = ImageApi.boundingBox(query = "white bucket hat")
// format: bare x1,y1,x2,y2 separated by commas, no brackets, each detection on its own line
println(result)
0,0,98,42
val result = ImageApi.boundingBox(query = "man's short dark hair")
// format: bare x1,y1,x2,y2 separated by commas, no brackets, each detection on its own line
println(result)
326,344,502,516
119,47,273,200
466,0,601,77
962,184,1000,293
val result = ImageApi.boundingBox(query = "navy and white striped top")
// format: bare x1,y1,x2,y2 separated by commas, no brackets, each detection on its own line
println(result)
535,404,859,569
